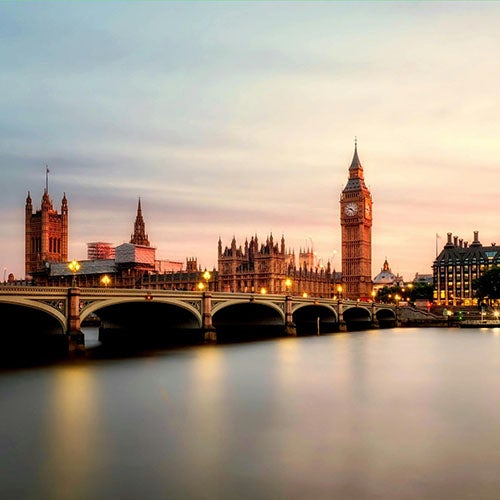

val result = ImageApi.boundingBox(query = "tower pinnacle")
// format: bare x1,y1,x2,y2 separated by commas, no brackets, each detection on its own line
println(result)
130,198,150,246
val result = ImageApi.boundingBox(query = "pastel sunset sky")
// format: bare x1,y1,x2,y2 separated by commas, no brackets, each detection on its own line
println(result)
2,1,500,280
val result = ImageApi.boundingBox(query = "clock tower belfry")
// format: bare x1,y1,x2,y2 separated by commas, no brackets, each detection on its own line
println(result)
340,140,373,299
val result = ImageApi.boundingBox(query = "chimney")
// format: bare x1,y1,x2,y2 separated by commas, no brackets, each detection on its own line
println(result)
445,232,454,248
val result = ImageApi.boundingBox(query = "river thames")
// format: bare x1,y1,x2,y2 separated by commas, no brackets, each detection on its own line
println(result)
2,327,500,499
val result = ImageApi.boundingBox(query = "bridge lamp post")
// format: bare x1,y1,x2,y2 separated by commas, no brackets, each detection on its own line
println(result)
68,259,80,288
101,274,111,288
371,289,376,302
285,278,292,295
260,287,267,295
197,282,205,292
203,270,211,291
337,285,343,300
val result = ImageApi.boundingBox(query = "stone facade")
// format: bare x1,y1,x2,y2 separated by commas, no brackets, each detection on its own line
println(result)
25,186,68,277
217,234,339,297
340,142,373,299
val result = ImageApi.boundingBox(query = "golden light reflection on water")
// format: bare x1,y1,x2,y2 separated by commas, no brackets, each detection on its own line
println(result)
38,366,100,499
177,346,228,498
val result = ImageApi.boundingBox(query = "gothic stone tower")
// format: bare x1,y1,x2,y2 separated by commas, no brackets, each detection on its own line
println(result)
340,141,373,299
25,182,68,277
130,198,150,246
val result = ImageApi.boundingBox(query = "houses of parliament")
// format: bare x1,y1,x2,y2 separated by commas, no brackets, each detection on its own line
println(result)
24,144,374,299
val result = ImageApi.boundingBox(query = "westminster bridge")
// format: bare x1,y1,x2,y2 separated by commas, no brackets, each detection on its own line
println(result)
0,286,398,353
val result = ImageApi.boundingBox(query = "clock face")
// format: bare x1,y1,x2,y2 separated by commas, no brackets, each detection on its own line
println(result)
345,202,358,216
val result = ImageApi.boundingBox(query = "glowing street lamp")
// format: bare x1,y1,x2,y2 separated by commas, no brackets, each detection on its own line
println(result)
285,278,292,295
337,285,343,299
68,259,80,287
197,282,205,292
101,274,111,287
260,287,267,294
203,270,211,291
371,289,376,302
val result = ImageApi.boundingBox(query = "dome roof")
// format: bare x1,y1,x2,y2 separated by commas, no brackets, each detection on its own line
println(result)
373,259,399,285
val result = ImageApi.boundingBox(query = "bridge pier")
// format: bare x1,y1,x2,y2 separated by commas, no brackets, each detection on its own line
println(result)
371,302,379,328
337,300,347,332
202,292,217,343
284,296,297,336
68,287,85,354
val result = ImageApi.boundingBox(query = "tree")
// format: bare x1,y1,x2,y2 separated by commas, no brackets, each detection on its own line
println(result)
473,266,500,304
409,282,433,302
376,285,403,304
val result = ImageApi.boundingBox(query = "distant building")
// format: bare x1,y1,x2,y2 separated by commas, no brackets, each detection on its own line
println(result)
87,242,115,260
29,198,206,289
372,259,404,291
217,234,338,296
25,175,68,277
413,273,433,285
433,231,500,306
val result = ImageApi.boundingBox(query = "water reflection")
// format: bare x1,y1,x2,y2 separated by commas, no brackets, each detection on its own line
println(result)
2,328,500,498
177,346,229,498
38,366,101,499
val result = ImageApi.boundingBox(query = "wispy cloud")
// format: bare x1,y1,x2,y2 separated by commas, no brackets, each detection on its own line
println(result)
2,1,500,279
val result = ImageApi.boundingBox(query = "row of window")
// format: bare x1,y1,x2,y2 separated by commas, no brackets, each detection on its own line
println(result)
30,237,62,254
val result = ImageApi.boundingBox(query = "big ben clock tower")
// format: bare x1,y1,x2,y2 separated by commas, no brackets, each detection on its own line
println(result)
340,140,373,299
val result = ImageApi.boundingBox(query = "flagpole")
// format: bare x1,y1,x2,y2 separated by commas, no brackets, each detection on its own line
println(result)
45,165,49,193
436,233,440,258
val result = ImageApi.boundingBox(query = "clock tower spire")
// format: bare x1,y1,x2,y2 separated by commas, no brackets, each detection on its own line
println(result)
340,140,373,299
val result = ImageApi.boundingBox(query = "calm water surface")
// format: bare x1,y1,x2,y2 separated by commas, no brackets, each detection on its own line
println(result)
2,327,500,499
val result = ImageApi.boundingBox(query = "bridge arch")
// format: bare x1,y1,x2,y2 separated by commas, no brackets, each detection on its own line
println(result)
375,307,397,327
0,298,68,360
84,297,203,346
0,297,66,333
292,303,338,334
212,299,285,341
342,305,373,330
80,297,202,326
211,299,285,321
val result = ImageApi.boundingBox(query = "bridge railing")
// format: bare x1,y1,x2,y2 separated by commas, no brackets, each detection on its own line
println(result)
0,286,396,312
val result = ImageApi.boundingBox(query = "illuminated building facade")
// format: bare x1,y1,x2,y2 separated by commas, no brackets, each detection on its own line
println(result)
217,235,339,296
25,181,68,277
29,198,206,290
340,142,373,299
433,231,500,306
